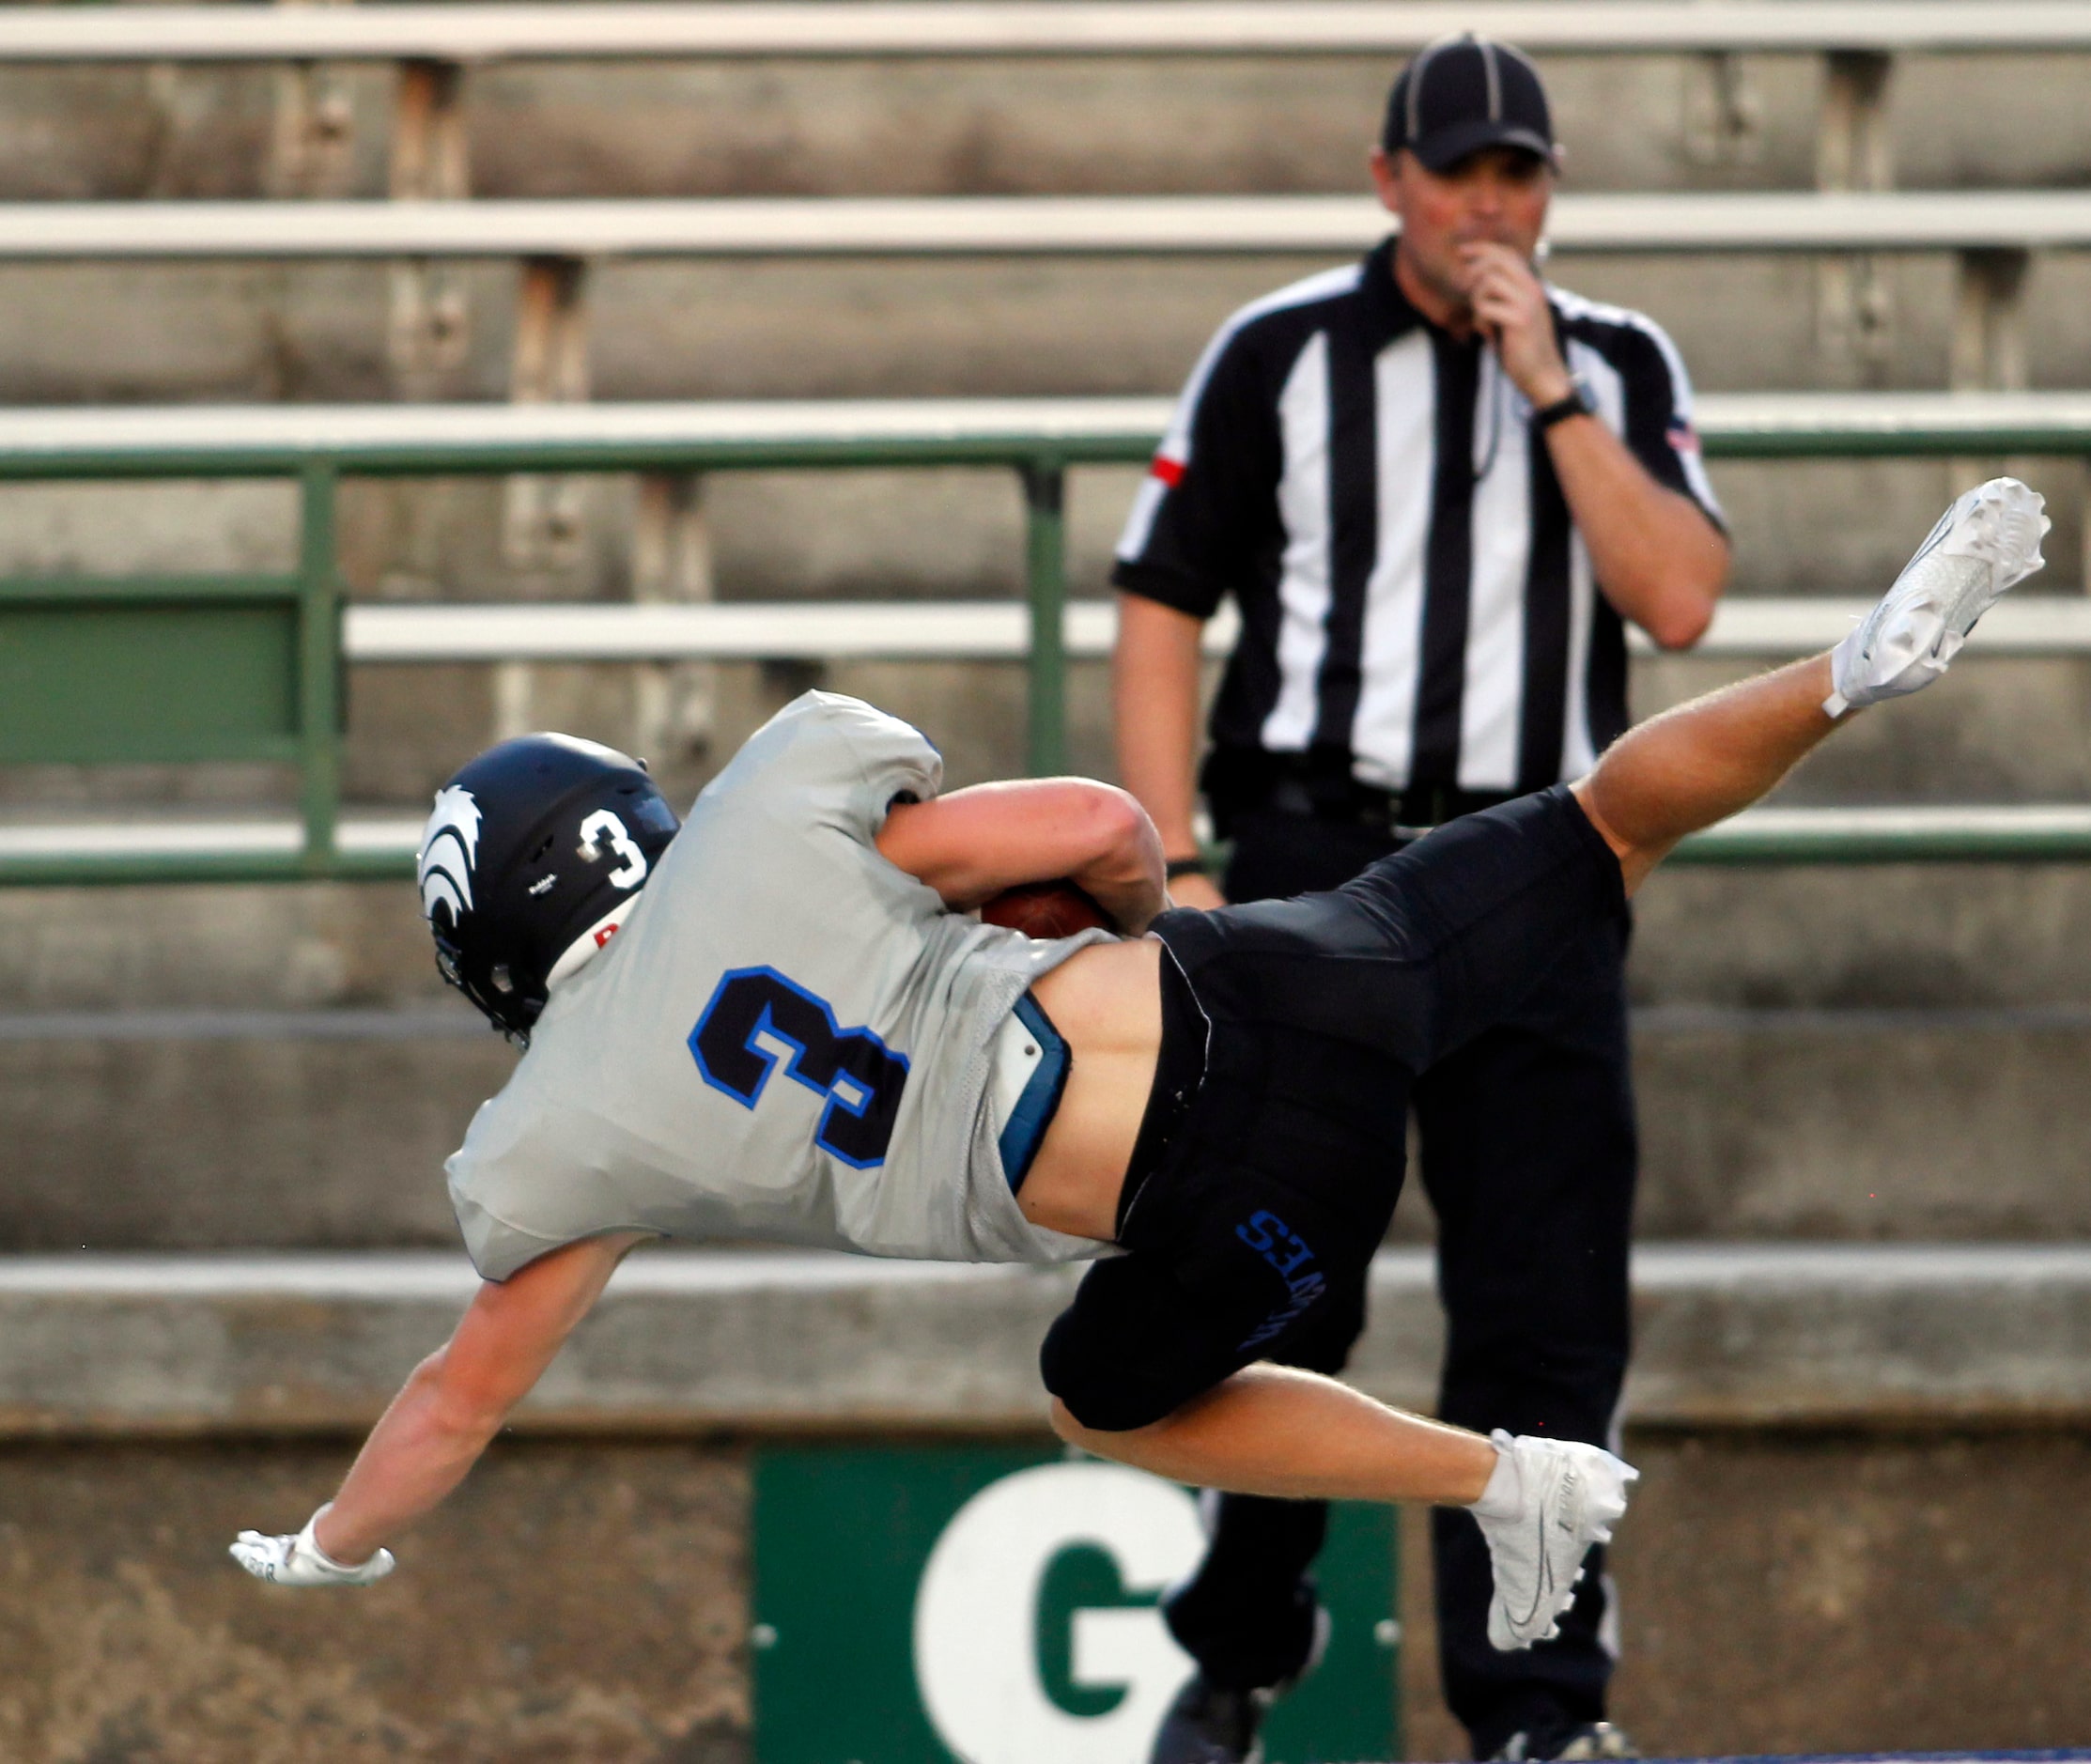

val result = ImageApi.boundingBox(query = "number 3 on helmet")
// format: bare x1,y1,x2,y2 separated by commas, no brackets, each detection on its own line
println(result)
417,733,681,1044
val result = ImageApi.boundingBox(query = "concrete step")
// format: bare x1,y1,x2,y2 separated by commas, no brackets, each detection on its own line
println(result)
1628,1004,2091,1241
6,46,2090,205
0,1009,497,1252
6,1241,2091,1432
0,883,450,1013
1627,859,2091,1006
2,814,2087,1008
5,1006,2088,1251
1,249,2089,408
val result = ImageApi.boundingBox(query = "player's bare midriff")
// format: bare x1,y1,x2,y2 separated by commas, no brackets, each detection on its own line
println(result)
1016,935,1166,1243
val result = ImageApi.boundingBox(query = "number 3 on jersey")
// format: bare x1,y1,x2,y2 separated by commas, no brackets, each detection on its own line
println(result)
689,967,910,1168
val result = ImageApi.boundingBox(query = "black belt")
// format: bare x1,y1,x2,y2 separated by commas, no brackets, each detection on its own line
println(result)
1232,772,1516,836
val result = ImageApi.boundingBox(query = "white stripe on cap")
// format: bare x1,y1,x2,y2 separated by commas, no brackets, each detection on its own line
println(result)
1482,39,1501,121
1259,332,1335,752
1407,36,1455,143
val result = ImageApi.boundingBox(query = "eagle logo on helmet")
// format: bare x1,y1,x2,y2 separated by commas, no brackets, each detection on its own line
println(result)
418,784,483,928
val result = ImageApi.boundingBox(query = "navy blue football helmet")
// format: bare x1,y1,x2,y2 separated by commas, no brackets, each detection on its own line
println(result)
417,733,681,1043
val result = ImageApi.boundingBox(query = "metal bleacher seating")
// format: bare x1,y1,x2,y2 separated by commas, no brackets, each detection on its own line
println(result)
0,2,2083,657
0,6,2088,864
0,8,2084,912
1,189,2084,401
0,2,2088,399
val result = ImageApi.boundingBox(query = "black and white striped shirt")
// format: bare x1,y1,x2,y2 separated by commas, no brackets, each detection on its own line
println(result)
1114,238,1723,798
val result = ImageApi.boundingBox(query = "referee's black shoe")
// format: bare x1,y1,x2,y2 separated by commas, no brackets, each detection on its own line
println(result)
1147,1676,1274,1764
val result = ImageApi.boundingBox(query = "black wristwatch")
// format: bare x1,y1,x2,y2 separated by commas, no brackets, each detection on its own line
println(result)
1532,378,1595,430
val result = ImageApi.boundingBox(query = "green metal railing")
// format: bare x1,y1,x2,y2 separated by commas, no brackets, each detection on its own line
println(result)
0,405,1174,883
3,394,2090,884
0,463,350,880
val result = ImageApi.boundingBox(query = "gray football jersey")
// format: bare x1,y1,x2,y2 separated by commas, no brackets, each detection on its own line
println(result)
445,691,1116,1279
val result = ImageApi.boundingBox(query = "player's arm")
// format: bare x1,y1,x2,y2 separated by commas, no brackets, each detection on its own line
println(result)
1464,241,1728,650
875,778,1168,935
231,1230,649,1584
1112,593,1227,912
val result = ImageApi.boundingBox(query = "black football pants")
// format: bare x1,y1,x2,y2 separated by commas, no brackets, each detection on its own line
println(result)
1157,807,1635,1758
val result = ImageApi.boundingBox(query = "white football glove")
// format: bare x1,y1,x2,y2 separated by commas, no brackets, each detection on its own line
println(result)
1824,476,2049,718
230,1505,395,1587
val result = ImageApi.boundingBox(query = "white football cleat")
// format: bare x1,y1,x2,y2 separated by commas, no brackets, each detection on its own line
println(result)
1470,1431,1638,1652
230,1505,395,1587
1823,476,2049,719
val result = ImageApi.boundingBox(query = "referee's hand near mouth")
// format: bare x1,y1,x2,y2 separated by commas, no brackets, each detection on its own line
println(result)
1112,31,1727,1764
1368,145,1729,650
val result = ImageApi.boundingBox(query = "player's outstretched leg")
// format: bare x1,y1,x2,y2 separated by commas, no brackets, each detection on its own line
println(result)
1468,1431,1637,1650
1053,1367,1635,1656
1577,477,2048,890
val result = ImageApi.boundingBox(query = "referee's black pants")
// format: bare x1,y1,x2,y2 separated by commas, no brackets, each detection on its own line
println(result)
1158,807,1636,1759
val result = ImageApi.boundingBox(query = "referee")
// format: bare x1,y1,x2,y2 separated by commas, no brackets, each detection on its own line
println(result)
1111,36,1728,1764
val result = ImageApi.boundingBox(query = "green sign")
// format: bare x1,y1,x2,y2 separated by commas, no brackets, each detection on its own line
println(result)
752,1445,1399,1764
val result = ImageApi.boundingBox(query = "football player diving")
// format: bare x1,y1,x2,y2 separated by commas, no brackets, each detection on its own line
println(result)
232,481,2046,1661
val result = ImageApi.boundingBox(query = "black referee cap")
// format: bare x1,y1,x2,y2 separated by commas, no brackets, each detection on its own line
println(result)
1382,34,1557,173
